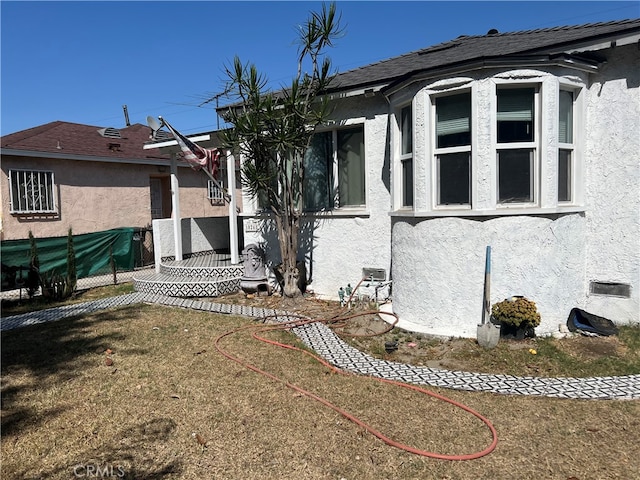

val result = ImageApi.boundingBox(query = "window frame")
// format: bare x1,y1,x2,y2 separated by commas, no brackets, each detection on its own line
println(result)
304,122,366,212
8,169,57,214
398,103,414,208
207,160,227,204
207,180,224,202
494,82,540,208
558,87,577,204
432,89,473,210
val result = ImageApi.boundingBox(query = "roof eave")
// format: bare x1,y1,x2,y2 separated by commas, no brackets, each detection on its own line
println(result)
143,133,222,153
0,148,177,167
381,54,602,97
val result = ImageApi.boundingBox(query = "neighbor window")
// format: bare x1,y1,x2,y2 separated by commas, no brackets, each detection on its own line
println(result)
303,125,365,210
207,180,224,202
400,104,413,207
208,160,227,202
9,169,56,213
496,86,537,204
558,89,574,202
434,91,471,206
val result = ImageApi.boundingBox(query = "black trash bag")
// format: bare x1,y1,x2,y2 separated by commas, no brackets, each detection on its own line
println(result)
567,308,619,336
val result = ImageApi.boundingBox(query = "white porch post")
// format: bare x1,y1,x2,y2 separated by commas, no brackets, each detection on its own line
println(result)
227,150,240,264
170,152,183,261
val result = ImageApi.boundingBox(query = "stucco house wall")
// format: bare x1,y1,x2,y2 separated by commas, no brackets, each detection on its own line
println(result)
582,46,640,319
242,96,393,298
0,155,227,240
390,45,639,337
231,21,640,338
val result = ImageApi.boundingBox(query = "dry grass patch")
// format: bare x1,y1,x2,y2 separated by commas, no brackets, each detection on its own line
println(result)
2,303,639,479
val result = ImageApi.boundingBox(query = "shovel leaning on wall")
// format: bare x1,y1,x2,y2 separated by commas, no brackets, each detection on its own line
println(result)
477,246,501,348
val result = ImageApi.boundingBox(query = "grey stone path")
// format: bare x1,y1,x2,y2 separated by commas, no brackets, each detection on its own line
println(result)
2,293,638,400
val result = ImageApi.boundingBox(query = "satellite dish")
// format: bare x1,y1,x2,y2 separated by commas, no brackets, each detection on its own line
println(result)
146,116,163,131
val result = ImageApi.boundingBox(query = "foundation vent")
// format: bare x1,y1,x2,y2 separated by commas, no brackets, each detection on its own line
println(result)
589,281,631,298
362,268,386,282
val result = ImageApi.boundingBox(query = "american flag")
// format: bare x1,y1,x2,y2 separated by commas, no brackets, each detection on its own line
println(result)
161,118,220,179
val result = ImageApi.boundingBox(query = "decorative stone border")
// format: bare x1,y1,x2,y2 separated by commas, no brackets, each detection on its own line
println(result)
2,293,638,400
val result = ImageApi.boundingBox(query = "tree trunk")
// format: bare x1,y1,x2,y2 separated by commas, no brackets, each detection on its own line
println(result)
282,266,301,297
277,211,302,298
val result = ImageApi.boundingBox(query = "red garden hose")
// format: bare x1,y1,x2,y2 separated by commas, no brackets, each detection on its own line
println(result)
214,309,498,461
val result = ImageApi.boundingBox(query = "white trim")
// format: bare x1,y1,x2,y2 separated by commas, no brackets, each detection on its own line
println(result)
389,205,586,218
493,81,541,207
430,88,473,209
142,134,211,150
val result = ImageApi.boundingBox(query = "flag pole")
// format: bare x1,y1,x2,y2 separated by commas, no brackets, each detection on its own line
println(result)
227,150,239,264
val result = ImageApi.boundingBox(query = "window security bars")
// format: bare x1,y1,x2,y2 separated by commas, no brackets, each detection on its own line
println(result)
9,170,56,214
207,180,225,202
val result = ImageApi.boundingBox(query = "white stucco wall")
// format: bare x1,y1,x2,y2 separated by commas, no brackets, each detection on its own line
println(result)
153,216,232,264
582,46,640,322
392,214,586,337
240,44,638,338
241,96,393,298
391,44,639,337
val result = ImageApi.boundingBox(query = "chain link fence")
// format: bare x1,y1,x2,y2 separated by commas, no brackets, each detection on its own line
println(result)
1,227,155,300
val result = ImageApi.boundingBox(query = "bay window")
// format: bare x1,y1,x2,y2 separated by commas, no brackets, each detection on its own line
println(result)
434,92,471,206
400,104,413,207
391,75,583,215
496,86,537,204
558,89,575,202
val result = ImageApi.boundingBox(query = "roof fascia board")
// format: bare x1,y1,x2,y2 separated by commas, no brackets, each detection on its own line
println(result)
382,55,600,97
0,148,189,167
324,84,390,101
143,134,211,151
558,32,640,53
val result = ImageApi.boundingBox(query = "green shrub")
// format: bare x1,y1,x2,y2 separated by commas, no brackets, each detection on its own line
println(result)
26,231,40,298
40,270,74,301
491,297,541,329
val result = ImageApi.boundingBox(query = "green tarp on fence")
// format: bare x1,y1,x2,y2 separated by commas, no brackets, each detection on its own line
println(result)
1,228,136,280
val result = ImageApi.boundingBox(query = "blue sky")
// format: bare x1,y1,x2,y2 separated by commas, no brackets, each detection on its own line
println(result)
2,1,638,136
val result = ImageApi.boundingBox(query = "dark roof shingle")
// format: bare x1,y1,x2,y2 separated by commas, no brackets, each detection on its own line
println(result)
327,19,640,92
1,121,169,161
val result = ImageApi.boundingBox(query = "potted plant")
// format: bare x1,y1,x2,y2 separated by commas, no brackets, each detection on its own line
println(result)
491,296,541,339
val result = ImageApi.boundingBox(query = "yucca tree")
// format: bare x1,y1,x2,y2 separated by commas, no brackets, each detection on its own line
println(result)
220,2,343,298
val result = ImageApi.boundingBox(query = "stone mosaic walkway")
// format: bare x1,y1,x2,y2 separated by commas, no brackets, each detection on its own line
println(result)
2,293,638,400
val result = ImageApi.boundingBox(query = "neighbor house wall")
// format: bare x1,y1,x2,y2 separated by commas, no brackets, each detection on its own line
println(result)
0,156,230,240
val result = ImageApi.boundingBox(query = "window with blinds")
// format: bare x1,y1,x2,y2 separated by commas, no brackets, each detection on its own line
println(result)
496,86,537,204
558,89,575,202
435,91,471,206
400,104,414,207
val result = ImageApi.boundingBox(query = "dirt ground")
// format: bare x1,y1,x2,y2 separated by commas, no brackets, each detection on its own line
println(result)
214,291,632,376
2,293,638,479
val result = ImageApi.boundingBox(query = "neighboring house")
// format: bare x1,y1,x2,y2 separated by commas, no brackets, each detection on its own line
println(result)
232,19,640,337
0,121,238,241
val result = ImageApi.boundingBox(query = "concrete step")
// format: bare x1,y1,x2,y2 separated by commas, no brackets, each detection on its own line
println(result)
133,272,241,298
159,262,244,279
